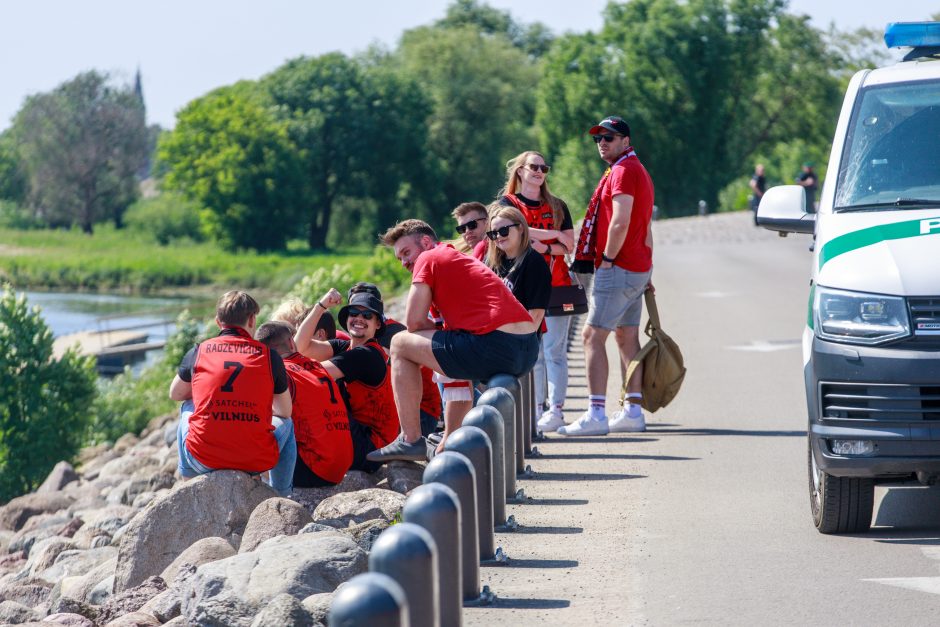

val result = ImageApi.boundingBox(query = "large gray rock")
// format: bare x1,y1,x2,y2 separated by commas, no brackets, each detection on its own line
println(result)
56,558,117,605
114,471,276,592
179,531,367,627
0,579,52,607
74,506,137,536
311,489,406,526
112,433,140,454
138,588,180,623
290,471,378,512
42,613,96,627
163,421,178,448
39,546,117,584
96,455,159,482
49,596,100,622
0,493,75,531
95,576,166,625
0,599,37,623
161,617,188,627
24,536,75,576
7,515,73,555
159,537,235,585
70,526,112,550
102,611,161,626
239,498,312,554
375,461,425,494
37,462,80,494
249,592,312,627
342,519,390,552
301,592,333,626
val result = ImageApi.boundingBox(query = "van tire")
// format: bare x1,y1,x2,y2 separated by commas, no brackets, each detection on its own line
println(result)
808,442,874,534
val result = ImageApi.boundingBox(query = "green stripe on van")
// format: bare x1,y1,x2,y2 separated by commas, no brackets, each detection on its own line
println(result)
818,217,940,270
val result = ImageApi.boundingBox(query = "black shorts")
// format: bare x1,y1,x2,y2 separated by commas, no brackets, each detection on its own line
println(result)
349,418,382,474
431,330,540,381
293,455,336,488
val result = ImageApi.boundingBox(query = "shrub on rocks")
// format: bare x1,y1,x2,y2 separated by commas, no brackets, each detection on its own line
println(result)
239,498,313,554
179,531,366,627
113,470,276,592
312,488,406,527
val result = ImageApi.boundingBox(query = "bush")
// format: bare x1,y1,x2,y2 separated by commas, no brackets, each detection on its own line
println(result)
0,285,97,503
124,193,205,245
91,310,205,443
0,200,43,230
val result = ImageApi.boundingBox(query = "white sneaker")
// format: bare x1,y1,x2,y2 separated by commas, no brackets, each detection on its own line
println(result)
610,407,646,432
537,409,566,433
557,411,609,436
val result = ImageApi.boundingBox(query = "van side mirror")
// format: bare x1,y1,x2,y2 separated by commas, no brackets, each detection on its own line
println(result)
756,185,816,235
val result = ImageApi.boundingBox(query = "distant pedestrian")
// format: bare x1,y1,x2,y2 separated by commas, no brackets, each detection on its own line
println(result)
749,163,766,224
797,162,818,212
562,115,654,436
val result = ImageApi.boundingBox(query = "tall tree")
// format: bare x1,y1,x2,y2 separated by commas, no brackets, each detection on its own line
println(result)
437,0,556,58
12,71,148,232
158,84,305,251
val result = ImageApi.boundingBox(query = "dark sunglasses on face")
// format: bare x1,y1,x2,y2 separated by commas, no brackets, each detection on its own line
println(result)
346,308,376,320
455,219,481,234
592,133,619,144
485,223,521,240
525,163,551,174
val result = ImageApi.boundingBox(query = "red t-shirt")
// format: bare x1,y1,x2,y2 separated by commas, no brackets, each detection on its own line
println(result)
283,352,353,484
187,329,278,472
594,155,654,272
502,194,572,287
342,340,400,449
413,243,532,334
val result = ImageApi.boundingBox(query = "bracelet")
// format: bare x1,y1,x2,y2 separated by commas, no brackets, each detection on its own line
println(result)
316,301,326,309
601,253,615,263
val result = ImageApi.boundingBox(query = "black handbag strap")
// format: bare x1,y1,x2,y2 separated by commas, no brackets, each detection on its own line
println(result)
549,249,584,288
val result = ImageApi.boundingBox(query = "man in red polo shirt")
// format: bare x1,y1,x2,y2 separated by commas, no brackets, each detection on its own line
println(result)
560,115,654,437
367,219,540,462
256,320,353,487
168,290,296,496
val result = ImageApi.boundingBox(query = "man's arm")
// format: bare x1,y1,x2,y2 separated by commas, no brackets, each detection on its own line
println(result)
601,193,634,267
320,360,345,381
272,389,292,418
294,288,343,360
749,177,761,195
168,375,192,401
405,283,436,332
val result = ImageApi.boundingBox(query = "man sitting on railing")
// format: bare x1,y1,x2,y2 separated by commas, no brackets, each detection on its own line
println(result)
168,290,296,496
368,219,540,462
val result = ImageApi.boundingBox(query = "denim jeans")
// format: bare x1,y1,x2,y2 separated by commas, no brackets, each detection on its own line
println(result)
176,400,297,497
534,315,573,409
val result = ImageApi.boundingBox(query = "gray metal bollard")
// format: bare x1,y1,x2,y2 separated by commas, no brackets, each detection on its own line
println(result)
369,523,439,627
329,572,409,627
519,371,533,455
443,426,495,561
462,405,505,526
527,369,538,449
423,452,480,601
402,484,462,627
477,387,516,500
487,373,525,476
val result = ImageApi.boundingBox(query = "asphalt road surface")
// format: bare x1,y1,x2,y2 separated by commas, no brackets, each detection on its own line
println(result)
464,212,940,626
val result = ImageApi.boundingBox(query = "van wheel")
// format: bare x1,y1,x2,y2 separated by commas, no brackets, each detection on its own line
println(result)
808,441,874,534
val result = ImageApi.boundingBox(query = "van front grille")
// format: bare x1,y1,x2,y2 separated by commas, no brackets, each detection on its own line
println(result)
910,297,940,335
821,382,940,421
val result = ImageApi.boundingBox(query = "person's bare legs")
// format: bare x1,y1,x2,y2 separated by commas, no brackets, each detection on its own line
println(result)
439,399,472,453
390,330,445,442
615,325,642,394
583,324,612,396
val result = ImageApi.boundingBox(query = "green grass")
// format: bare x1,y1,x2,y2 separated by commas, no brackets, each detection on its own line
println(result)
0,225,404,295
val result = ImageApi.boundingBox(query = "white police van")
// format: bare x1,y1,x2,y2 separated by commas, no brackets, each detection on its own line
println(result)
758,22,940,533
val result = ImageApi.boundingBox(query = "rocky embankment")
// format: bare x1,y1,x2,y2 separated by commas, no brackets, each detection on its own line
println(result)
0,414,425,627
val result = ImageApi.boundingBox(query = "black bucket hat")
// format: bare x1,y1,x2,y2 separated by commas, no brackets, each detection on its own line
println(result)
338,292,386,334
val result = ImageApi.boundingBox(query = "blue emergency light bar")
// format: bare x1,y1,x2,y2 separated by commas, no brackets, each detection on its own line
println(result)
884,22,940,48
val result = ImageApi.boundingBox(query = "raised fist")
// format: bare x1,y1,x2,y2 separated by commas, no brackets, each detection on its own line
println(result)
321,288,343,309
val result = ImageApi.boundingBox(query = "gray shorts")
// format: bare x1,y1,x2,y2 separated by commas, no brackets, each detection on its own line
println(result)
586,266,651,330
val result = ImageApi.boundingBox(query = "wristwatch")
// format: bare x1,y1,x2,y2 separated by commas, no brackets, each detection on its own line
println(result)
601,253,615,263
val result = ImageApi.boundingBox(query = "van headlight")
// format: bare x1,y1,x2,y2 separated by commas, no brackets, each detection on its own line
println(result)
814,287,910,345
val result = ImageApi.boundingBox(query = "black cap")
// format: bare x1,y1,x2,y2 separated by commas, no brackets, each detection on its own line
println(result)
348,281,382,301
589,115,631,137
338,292,386,334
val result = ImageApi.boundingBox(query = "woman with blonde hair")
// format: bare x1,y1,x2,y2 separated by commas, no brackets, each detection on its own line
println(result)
497,151,575,432
484,204,551,333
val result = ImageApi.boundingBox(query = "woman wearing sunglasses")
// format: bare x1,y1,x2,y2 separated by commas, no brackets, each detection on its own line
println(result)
497,151,575,432
484,205,551,339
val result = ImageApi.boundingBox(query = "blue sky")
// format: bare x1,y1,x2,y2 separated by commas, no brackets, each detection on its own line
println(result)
1,0,937,131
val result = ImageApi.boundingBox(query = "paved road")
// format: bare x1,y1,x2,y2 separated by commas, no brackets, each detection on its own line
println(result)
465,212,940,626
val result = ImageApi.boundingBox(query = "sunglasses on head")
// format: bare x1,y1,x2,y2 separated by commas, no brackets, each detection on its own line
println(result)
485,223,521,240
524,163,551,174
592,133,620,144
346,308,376,320
455,219,481,235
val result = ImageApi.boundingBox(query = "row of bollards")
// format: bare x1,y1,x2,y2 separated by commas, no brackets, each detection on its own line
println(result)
330,368,540,626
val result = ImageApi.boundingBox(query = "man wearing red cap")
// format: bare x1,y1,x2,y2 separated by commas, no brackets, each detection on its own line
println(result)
560,115,654,436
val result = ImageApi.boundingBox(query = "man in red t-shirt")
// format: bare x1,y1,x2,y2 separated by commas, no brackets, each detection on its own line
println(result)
366,219,540,462
256,321,354,487
559,115,655,437
168,291,296,496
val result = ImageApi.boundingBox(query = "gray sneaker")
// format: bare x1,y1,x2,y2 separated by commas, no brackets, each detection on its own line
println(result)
366,434,428,463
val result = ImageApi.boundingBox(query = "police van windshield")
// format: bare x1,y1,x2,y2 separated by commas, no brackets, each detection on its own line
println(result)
834,79,940,211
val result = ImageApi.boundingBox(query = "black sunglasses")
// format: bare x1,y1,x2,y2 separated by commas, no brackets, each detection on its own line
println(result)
485,223,522,240
455,219,481,234
524,163,551,174
346,308,376,320
592,134,620,144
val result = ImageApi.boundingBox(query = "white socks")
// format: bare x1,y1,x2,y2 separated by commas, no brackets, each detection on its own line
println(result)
588,395,606,420
626,393,643,418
